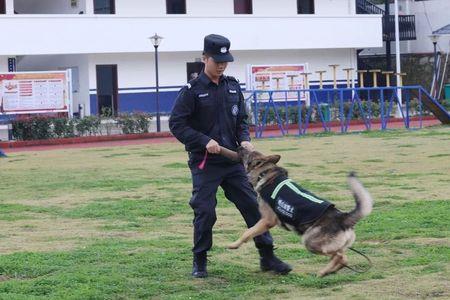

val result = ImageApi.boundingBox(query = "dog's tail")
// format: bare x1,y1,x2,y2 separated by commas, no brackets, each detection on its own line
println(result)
343,172,373,228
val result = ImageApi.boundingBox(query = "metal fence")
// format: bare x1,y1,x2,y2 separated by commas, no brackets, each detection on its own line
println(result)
243,85,447,138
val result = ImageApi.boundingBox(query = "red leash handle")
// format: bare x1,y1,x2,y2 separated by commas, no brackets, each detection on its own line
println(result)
197,147,240,170
198,151,208,170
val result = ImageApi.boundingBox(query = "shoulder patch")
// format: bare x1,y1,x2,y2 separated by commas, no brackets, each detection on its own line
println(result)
185,77,199,90
226,76,239,83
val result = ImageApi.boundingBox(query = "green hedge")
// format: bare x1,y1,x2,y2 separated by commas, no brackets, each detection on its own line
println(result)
11,113,153,141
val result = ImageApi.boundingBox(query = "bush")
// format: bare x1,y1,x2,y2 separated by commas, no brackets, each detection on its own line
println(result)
100,107,115,136
12,119,33,141
10,112,155,141
52,118,76,138
117,114,135,134
117,113,152,134
12,116,52,141
32,116,52,140
75,116,101,136
134,113,152,133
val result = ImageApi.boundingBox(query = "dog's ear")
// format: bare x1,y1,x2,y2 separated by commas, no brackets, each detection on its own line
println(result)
266,154,281,164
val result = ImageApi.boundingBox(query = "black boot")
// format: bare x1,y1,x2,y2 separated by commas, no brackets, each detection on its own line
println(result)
192,252,208,278
259,246,292,275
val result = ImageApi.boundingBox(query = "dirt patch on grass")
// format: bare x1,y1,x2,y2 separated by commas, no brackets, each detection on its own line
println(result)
336,272,449,300
0,217,162,254
275,272,449,300
7,191,145,209
401,237,450,246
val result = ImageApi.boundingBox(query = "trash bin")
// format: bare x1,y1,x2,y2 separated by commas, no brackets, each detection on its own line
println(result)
319,104,331,122
445,84,450,100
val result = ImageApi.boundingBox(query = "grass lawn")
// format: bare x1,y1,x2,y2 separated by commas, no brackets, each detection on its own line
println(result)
0,126,449,299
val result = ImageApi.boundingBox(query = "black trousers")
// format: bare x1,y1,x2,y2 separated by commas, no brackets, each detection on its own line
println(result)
189,161,273,254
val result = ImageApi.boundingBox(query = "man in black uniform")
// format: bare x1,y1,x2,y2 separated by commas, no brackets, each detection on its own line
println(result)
169,34,291,278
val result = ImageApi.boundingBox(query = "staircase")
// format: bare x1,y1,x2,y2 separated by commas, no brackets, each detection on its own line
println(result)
356,0,384,15
356,0,416,41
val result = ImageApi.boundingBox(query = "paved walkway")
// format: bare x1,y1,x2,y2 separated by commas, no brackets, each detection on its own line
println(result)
2,118,442,153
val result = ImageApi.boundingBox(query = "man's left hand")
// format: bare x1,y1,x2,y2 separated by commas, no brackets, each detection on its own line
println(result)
240,141,254,151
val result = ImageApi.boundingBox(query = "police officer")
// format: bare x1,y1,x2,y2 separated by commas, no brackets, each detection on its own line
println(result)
169,34,292,278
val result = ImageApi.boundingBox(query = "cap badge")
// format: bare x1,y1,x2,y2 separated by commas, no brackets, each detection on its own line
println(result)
220,47,227,54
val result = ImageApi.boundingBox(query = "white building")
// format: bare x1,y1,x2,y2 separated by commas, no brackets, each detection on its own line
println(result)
403,0,450,54
0,0,382,116
361,0,450,56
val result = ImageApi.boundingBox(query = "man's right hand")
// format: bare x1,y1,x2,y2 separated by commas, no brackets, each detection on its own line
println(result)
206,139,221,154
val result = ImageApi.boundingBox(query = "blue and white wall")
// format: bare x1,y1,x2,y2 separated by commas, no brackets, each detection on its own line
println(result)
1,0,382,116
85,48,357,115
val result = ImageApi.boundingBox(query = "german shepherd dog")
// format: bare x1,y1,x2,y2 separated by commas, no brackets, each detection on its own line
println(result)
225,147,373,277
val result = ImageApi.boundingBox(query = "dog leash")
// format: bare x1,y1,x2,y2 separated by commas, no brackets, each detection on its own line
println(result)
342,247,373,274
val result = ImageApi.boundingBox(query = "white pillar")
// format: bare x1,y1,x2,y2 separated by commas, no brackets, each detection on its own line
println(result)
348,0,356,14
5,0,14,14
394,0,403,117
85,0,94,15
0,56,8,72
350,49,356,89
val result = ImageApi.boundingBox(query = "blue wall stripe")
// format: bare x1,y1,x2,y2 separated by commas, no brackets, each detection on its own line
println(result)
88,80,353,92
89,83,356,115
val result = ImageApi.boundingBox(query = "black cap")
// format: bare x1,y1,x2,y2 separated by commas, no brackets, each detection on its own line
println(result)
203,34,234,63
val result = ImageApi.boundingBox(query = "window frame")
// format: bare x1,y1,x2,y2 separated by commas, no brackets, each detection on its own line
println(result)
297,0,315,14
94,0,116,14
166,0,187,14
234,0,253,15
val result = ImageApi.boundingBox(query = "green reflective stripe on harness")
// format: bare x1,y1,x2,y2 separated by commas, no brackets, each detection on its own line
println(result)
271,179,324,204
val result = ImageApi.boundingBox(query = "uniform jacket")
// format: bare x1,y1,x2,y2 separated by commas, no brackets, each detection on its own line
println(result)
169,72,250,164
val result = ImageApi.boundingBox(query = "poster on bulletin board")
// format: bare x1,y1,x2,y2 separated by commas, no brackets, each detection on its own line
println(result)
246,64,308,102
0,70,72,115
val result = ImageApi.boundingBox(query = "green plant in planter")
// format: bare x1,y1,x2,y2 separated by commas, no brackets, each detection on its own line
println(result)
52,118,76,138
11,119,32,141
117,114,136,134
75,116,101,136
134,112,152,133
12,116,53,140
100,107,116,136
31,116,53,140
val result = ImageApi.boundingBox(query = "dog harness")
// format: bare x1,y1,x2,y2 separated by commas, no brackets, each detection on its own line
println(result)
259,175,334,226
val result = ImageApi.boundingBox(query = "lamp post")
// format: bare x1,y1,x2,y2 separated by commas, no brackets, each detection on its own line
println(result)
429,34,440,97
149,33,163,132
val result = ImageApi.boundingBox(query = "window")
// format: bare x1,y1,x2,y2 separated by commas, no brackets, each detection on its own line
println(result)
297,0,314,14
166,0,186,14
94,0,115,14
0,0,5,14
234,0,252,14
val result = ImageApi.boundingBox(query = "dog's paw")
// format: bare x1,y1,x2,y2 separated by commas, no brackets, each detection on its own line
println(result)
227,242,241,249
317,271,327,277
